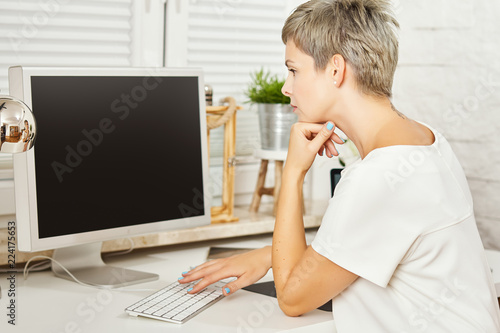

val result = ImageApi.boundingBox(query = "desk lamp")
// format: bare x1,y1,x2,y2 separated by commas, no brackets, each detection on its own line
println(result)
0,95,36,153
0,95,35,300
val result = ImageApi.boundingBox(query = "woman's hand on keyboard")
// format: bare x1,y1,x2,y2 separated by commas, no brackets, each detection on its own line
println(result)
178,246,272,296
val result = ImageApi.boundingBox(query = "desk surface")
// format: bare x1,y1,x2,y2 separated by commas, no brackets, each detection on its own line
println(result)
0,232,335,333
3,234,500,333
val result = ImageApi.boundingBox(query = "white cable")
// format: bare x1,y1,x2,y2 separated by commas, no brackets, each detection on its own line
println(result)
0,258,51,273
23,255,156,292
24,255,97,288
2,239,134,275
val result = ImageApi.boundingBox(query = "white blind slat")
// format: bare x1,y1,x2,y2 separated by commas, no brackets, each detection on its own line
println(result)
189,19,283,31
5,30,131,43
0,43,131,55
0,17,131,30
0,2,131,17
188,42,283,54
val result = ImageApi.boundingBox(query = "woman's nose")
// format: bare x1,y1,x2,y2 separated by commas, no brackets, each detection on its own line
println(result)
281,79,292,97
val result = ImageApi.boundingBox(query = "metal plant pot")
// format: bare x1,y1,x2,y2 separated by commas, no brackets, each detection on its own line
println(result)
257,103,297,151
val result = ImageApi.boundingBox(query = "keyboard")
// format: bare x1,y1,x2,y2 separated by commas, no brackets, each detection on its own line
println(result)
125,279,227,324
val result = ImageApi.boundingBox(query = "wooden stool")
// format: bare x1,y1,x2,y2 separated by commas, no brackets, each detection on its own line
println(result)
249,149,288,216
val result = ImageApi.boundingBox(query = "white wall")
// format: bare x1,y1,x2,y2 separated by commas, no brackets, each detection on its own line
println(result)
392,0,500,249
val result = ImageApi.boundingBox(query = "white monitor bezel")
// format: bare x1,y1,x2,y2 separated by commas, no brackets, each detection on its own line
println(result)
9,66,211,252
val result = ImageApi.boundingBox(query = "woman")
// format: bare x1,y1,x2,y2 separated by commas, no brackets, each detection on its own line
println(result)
22,119,30,151
180,1,500,331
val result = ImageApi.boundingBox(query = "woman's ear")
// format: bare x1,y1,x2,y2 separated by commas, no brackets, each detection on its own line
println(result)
331,54,346,87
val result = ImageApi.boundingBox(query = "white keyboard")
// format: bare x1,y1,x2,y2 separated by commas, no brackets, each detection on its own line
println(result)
125,280,226,324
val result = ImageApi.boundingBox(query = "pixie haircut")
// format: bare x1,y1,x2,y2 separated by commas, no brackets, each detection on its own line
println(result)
282,0,399,97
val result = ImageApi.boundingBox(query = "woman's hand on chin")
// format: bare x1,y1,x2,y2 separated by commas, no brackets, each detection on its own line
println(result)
285,121,344,177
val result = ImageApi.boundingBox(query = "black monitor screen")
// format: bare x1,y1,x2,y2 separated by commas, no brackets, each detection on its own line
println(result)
30,75,205,238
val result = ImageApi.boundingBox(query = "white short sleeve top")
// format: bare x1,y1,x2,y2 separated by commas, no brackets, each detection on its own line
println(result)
311,124,500,333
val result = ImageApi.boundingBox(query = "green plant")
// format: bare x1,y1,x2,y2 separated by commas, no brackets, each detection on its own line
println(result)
245,69,290,104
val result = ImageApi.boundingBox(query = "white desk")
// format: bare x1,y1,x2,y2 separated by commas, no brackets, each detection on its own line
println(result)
0,232,335,333
3,237,500,333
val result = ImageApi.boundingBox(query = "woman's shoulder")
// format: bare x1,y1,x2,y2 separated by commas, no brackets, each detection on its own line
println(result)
372,119,435,151
339,145,443,197
358,120,441,170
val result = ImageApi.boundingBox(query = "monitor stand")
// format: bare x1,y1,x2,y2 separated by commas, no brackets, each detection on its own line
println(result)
51,242,159,288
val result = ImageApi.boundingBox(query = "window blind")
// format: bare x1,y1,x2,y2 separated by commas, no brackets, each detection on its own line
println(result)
184,0,292,158
0,0,134,164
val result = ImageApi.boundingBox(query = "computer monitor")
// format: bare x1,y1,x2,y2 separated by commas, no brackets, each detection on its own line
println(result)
9,66,211,287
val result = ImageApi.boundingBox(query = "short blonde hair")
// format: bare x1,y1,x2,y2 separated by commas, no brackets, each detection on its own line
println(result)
282,0,399,97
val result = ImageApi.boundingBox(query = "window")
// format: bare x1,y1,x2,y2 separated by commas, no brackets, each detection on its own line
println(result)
166,0,301,158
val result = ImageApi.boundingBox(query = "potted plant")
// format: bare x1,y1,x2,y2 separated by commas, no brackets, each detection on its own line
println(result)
245,69,297,151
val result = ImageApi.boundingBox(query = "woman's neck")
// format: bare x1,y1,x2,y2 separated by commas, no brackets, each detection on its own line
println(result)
334,94,400,159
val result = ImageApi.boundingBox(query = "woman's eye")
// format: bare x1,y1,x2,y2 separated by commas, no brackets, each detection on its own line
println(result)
288,69,296,75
